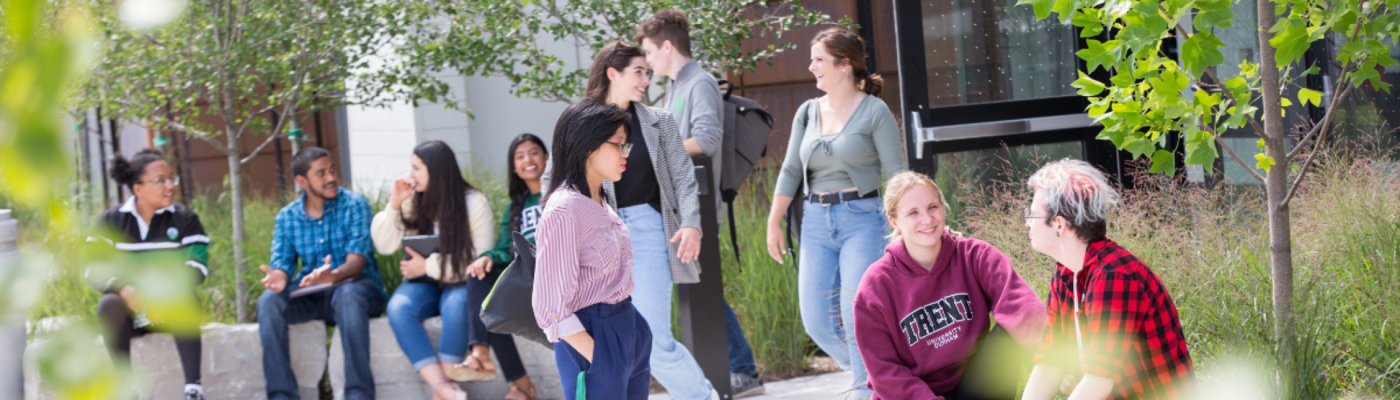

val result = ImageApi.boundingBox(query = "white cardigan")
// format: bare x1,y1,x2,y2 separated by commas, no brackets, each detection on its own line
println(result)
370,191,494,283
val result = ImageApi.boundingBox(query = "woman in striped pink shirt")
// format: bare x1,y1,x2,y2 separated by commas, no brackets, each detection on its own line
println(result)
533,99,652,399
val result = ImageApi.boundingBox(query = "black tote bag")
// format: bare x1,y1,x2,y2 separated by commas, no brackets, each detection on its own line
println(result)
480,232,551,347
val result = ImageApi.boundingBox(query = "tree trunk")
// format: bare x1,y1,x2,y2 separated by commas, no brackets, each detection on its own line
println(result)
228,139,250,323
1256,0,1295,367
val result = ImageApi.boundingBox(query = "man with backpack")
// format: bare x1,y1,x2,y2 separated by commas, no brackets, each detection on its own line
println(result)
637,9,767,398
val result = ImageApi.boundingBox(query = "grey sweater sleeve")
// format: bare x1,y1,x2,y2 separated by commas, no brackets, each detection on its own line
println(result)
774,101,812,198
686,80,724,158
872,105,906,180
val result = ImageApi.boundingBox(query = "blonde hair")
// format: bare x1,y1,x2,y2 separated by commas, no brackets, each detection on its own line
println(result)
882,171,947,239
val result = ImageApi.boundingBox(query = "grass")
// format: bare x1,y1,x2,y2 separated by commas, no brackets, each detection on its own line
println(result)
12,142,1400,397
954,149,1400,398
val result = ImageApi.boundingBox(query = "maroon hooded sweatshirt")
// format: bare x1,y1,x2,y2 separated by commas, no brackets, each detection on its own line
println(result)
854,231,1047,399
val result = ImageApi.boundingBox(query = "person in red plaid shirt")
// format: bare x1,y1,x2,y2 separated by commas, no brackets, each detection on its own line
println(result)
1021,159,1193,400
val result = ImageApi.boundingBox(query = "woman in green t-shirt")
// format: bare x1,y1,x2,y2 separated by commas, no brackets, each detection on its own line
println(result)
463,133,547,399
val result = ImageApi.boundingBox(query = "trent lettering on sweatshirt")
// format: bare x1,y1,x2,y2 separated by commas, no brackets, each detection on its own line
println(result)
854,231,1046,399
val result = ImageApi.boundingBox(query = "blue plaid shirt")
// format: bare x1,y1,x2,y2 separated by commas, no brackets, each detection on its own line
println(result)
270,187,384,294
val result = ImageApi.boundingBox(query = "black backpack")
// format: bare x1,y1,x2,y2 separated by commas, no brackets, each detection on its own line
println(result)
717,80,774,262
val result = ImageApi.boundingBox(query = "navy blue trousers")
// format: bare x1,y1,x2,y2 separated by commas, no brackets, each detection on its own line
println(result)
554,298,652,400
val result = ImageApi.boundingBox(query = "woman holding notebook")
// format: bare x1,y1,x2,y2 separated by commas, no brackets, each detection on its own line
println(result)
371,140,536,400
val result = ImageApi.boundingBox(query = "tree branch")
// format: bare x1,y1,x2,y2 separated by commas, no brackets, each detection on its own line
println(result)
1215,135,1266,185
1288,81,1355,159
239,131,284,165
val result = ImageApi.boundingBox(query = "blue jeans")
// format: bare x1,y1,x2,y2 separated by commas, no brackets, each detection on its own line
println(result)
799,197,888,398
386,281,469,371
554,299,651,400
619,205,715,400
725,301,757,376
258,278,387,400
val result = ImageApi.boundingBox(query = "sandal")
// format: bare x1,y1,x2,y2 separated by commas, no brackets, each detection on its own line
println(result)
447,354,498,382
507,384,537,400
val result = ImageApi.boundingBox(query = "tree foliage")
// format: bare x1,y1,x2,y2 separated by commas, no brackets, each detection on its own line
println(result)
1019,0,1400,384
75,0,458,321
406,0,845,104
1020,0,1397,179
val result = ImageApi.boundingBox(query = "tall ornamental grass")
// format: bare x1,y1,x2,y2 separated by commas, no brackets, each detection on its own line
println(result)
957,152,1399,398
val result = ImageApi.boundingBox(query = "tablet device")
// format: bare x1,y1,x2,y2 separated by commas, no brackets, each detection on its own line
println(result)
402,235,440,284
402,235,439,261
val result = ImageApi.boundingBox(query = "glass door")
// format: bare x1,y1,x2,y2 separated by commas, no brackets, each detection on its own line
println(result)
893,0,1122,181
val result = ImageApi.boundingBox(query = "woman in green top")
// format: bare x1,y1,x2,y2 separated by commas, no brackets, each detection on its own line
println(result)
463,133,547,400
764,27,905,400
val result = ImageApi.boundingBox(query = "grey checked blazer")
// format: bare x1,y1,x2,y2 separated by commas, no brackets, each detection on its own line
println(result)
542,103,704,284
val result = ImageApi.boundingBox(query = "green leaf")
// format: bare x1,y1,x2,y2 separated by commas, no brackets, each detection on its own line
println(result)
1076,39,1120,74
1254,152,1276,172
1150,149,1177,175
1071,9,1105,37
1239,59,1259,79
1123,135,1158,158
1194,0,1234,31
1181,32,1225,78
1150,69,1190,96
1194,88,1222,108
1120,26,1158,55
1185,131,1218,172
1017,0,1056,21
1269,19,1312,67
1072,71,1107,96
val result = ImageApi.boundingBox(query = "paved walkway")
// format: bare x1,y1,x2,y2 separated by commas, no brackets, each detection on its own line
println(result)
648,371,856,400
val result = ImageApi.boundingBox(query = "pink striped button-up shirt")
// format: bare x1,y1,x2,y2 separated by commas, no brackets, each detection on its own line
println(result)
533,188,635,342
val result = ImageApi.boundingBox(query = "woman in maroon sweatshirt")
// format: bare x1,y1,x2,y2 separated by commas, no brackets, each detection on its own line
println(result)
854,171,1047,400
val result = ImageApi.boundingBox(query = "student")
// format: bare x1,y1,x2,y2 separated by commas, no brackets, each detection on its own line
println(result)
636,10,764,397
466,133,548,400
853,171,1046,400
476,133,547,270
764,27,904,399
88,148,208,400
1021,159,1194,400
370,141,501,400
534,100,651,400
257,147,387,400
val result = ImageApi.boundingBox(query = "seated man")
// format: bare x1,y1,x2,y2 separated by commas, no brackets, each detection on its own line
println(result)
257,147,387,400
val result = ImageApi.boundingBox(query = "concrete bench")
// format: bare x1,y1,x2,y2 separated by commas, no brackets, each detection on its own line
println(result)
328,317,562,400
24,319,328,400
25,316,564,399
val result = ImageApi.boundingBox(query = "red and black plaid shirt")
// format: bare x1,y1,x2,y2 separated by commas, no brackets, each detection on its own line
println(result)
1034,239,1194,399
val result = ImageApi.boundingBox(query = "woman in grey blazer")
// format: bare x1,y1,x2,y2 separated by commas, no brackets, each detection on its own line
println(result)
542,41,719,400
765,28,905,400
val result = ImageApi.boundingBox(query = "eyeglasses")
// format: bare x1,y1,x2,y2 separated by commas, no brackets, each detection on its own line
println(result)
1022,208,1049,220
603,141,632,157
139,176,180,187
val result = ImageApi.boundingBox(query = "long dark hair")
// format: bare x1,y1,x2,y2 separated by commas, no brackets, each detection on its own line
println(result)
586,41,646,104
506,133,548,236
544,99,632,204
404,140,476,280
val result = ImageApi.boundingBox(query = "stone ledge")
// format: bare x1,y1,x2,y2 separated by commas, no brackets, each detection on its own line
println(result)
328,317,562,400
23,319,327,400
